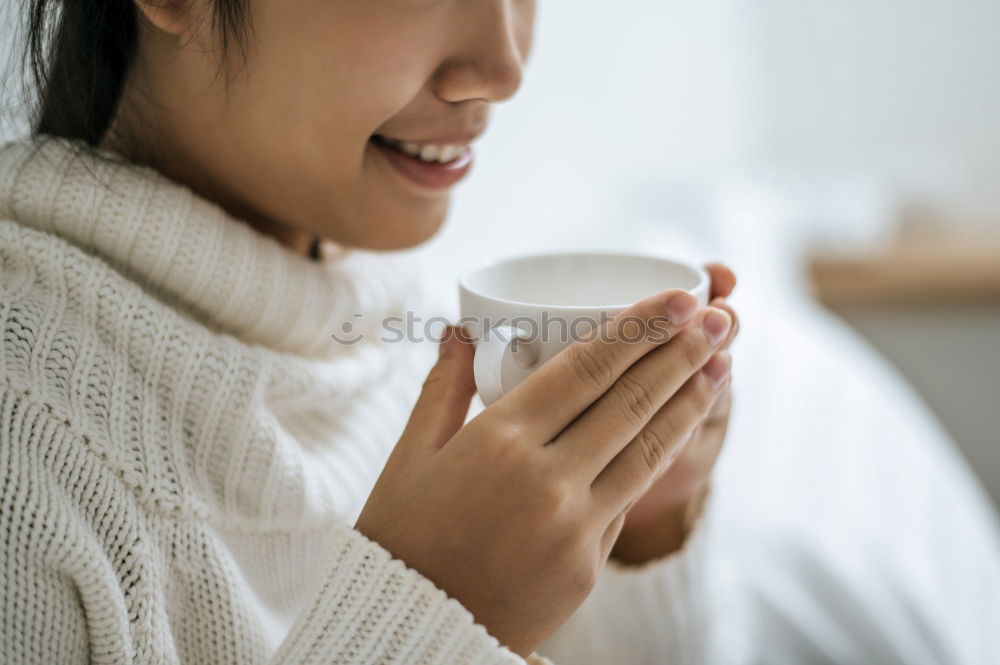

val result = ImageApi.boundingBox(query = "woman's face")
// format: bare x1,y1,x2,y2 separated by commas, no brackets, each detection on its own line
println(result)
124,0,536,251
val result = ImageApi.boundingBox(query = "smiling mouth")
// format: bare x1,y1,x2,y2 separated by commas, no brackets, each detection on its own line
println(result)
369,133,474,190
371,134,470,164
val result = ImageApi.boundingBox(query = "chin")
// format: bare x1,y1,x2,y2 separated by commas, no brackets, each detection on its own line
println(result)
341,205,449,251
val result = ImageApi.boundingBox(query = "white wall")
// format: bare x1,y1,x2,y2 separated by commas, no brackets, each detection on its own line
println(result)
424,0,1000,281
743,0,1000,229
422,0,758,290
7,0,999,227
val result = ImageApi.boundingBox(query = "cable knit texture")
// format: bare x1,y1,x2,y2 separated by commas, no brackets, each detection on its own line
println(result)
0,136,706,665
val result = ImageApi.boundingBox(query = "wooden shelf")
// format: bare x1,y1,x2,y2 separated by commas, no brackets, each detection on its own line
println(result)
808,234,1000,306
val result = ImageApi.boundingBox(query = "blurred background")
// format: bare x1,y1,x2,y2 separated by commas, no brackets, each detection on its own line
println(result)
2,0,997,506
415,0,1000,506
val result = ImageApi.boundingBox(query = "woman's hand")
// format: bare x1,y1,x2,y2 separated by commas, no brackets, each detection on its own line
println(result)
611,264,739,565
355,289,733,658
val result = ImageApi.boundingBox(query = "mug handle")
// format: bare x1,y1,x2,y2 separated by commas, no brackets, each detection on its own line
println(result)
473,325,541,406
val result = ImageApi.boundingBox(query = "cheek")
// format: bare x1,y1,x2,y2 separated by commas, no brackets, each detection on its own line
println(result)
247,2,434,148
217,0,451,247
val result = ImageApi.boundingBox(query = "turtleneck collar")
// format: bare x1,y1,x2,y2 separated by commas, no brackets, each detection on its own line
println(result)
0,135,423,359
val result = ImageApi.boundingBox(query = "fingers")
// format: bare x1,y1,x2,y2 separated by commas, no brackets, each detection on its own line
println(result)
645,384,731,492
592,350,732,517
645,385,732,504
493,289,702,442
552,307,733,480
707,385,732,421
708,297,739,349
396,326,478,461
705,263,736,299
706,263,738,349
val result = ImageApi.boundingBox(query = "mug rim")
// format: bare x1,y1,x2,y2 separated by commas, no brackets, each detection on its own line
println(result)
458,250,709,311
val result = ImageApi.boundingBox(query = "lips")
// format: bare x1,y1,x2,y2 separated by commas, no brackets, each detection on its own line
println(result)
370,134,474,190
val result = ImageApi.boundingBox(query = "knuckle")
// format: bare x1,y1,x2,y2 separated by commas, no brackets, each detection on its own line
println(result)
673,399,701,434
660,415,683,446
495,421,527,447
536,478,574,516
670,383,714,437
636,426,672,475
421,367,448,392
571,346,617,392
690,372,718,411
465,420,526,463
690,423,704,441
714,305,739,344
708,388,733,422
681,334,707,374
615,374,656,427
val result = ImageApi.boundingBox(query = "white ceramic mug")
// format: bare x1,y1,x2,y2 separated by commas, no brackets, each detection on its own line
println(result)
458,251,710,406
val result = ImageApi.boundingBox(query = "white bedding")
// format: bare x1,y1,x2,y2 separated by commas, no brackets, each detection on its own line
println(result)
688,182,1000,664
707,282,1000,664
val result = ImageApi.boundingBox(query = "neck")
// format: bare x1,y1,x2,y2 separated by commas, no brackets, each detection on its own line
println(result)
98,66,319,261
1,136,417,359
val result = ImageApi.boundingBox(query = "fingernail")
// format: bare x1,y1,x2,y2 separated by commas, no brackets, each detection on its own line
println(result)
701,351,731,387
703,308,732,347
664,292,698,325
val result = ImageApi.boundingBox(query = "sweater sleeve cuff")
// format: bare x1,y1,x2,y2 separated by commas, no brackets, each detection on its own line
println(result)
271,523,532,665
597,485,711,663
604,480,711,576
535,486,712,664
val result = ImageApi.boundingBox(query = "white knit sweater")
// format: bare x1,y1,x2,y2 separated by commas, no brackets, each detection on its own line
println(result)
0,136,707,665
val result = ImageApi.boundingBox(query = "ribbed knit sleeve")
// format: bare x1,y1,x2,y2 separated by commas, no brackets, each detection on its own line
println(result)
0,136,558,665
1,392,92,665
271,523,551,665
534,495,712,665
0,386,550,665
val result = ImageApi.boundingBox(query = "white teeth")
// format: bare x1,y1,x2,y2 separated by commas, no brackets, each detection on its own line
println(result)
378,136,468,164
420,145,441,162
439,145,462,162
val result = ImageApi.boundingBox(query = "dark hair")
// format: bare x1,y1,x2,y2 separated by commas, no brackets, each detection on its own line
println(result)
18,0,251,147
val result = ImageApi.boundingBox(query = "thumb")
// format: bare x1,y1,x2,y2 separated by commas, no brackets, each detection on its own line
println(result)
397,325,478,458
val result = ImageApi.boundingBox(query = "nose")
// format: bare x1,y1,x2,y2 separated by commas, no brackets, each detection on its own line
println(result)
434,0,529,105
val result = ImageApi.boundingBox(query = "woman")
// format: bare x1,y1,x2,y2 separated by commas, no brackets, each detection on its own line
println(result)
0,1,739,664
